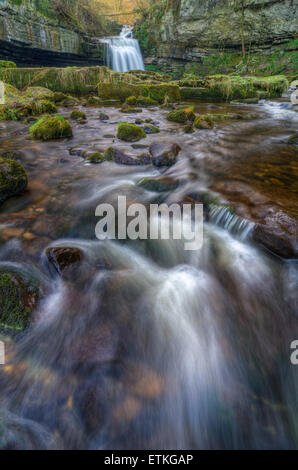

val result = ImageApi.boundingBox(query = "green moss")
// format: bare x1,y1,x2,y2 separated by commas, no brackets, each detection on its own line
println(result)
194,115,214,129
125,96,138,106
0,60,16,69
70,109,87,120
30,115,73,141
25,86,54,100
0,273,33,330
120,107,143,113
117,123,146,142
52,92,68,103
167,109,189,123
143,124,160,134
85,152,105,164
98,82,136,102
24,99,57,116
136,96,158,107
0,158,28,203
183,124,195,134
103,147,117,161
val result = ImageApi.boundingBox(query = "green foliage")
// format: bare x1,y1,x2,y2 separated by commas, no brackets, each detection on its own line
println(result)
0,60,16,69
30,115,73,141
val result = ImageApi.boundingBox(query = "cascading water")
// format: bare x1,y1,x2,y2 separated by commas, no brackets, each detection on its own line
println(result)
101,26,145,73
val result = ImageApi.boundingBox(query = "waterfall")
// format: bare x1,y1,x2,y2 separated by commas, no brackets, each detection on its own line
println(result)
101,26,145,73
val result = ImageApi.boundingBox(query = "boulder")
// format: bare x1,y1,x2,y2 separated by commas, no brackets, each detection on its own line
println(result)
30,115,73,141
149,142,181,167
143,124,160,134
46,247,83,275
0,158,28,204
70,110,87,121
117,123,146,142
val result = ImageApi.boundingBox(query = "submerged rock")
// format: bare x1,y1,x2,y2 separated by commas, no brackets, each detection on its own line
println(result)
143,124,160,134
30,115,73,141
286,133,298,147
149,142,181,167
99,112,109,121
0,271,39,331
117,123,146,142
183,124,195,134
85,152,105,164
194,115,214,129
0,158,28,204
104,147,146,165
46,247,83,275
166,109,189,123
253,215,297,259
138,176,180,192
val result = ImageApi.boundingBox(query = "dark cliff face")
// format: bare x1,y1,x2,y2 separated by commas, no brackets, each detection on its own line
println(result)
137,0,298,66
0,0,117,67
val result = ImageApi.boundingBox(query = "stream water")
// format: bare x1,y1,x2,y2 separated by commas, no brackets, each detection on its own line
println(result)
0,98,297,449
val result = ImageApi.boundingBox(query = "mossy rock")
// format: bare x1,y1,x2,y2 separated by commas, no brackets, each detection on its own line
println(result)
166,109,189,123
23,99,57,116
138,176,179,192
87,96,102,106
136,96,158,107
85,152,105,164
103,147,117,161
143,124,160,134
70,110,87,120
183,124,195,134
98,82,135,102
46,247,83,275
125,96,138,106
0,158,28,204
194,115,214,129
120,106,143,113
25,87,54,100
117,123,146,142
286,133,298,147
52,92,68,103
0,60,16,69
30,115,73,141
0,272,38,331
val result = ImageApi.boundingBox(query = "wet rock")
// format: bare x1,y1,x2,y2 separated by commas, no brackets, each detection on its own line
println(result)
0,150,24,162
0,158,28,204
286,133,298,147
149,142,181,167
70,110,87,121
52,92,68,103
46,247,83,275
69,146,86,157
120,106,143,113
138,153,152,165
0,271,39,331
166,109,189,123
87,96,102,106
143,124,160,134
30,115,73,141
135,118,144,125
194,115,214,129
104,147,144,166
253,214,297,259
117,123,146,142
131,143,149,150
99,112,109,121
138,176,179,192
85,152,105,164
183,124,195,134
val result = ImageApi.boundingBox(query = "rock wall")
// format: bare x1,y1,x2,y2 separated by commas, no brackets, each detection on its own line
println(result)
0,0,107,66
139,0,298,68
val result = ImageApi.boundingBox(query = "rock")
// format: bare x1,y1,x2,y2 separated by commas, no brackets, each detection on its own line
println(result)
166,109,189,123
30,115,73,141
183,124,195,134
46,247,83,275
194,115,214,129
52,92,68,103
136,96,158,107
87,96,102,106
117,123,146,142
253,214,297,259
131,143,149,149
0,158,28,204
149,142,181,167
135,118,144,125
120,107,143,113
85,152,105,164
99,112,109,121
69,146,86,157
138,176,179,192
287,133,298,147
143,124,160,134
0,271,39,331
138,153,151,165
22,99,57,117
70,110,87,121
104,147,145,166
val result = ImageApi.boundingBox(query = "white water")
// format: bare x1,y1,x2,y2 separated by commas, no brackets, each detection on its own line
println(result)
101,26,145,73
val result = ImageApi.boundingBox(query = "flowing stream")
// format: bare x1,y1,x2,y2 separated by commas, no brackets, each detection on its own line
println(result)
0,98,297,449
100,26,145,73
